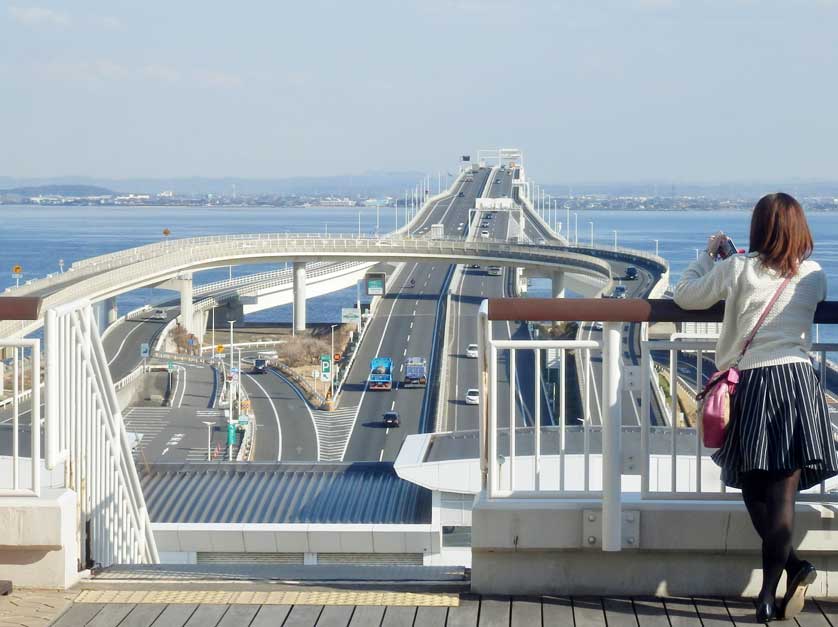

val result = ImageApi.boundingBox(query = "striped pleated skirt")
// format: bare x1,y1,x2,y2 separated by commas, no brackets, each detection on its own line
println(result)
712,362,838,491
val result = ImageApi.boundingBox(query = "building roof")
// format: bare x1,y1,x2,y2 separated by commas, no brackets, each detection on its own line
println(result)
140,462,431,525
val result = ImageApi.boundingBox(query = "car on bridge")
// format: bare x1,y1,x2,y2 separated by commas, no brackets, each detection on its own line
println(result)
465,388,480,405
150,308,166,320
625,266,638,280
466,344,478,358
487,266,502,276
252,359,268,374
383,411,400,427
480,230,490,238
458,191,465,197
612,285,627,299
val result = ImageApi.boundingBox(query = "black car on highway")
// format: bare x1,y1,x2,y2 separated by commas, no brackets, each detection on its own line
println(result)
383,411,400,427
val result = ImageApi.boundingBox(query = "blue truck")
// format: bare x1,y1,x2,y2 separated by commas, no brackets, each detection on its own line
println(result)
403,356,427,387
369,357,393,390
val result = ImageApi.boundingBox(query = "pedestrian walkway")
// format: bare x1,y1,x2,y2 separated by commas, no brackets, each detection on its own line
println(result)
6,590,838,627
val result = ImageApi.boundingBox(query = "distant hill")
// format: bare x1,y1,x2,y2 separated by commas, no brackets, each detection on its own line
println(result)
0,172,427,197
0,184,115,197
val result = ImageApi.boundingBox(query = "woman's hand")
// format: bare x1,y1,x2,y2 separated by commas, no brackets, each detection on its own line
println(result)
706,231,726,259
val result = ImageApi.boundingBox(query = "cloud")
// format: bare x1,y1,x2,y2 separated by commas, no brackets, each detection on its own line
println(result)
8,5,70,27
195,71,243,89
142,64,181,83
91,15,122,30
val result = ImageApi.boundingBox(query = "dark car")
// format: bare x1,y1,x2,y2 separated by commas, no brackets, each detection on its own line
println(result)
383,411,400,427
458,191,465,197
625,266,638,280
252,358,268,374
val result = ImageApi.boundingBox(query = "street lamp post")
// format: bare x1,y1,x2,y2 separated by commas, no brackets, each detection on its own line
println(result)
211,308,215,352
589,221,594,247
574,213,579,245
228,321,235,409
653,239,659,256
330,324,338,399
613,230,618,251
58,258,64,273
202,421,214,461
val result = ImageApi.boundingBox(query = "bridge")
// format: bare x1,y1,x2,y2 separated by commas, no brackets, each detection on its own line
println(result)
10,149,833,604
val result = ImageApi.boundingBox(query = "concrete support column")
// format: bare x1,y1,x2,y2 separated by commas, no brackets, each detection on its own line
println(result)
293,261,306,333
551,270,565,299
105,296,118,325
179,272,194,336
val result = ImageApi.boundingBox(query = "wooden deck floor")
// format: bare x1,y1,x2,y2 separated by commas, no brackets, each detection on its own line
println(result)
49,595,838,626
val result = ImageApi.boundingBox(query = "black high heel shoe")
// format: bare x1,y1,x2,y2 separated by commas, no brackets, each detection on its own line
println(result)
756,601,777,623
780,561,817,620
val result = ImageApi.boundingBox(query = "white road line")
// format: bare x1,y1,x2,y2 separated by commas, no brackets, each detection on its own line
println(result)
268,369,319,460
108,319,145,366
390,400,396,410
403,348,407,357
177,366,187,408
406,334,410,343
161,447,169,456
245,373,282,461
379,448,384,461
385,428,390,435
409,321,414,329
413,309,416,316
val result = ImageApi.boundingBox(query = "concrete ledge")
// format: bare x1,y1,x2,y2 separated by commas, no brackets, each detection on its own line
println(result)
472,549,838,597
152,522,440,556
471,494,838,597
0,489,79,589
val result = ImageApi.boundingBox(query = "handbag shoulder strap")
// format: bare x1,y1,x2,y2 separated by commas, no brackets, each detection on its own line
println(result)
734,275,792,365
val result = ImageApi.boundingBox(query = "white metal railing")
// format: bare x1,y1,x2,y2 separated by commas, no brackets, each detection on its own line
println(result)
0,339,41,496
640,338,838,501
45,300,158,566
478,299,838,552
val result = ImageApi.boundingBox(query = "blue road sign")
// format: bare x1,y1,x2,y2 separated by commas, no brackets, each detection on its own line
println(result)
140,343,150,358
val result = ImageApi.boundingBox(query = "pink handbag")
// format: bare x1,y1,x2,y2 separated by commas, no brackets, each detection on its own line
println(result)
696,276,791,448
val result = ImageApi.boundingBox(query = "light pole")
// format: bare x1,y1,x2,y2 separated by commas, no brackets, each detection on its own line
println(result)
202,421,214,461
653,239,659,256
376,205,380,237
589,221,594,247
574,213,579,245
613,230,618,251
357,211,361,237
330,324,338,399
211,307,215,352
58,258,64,273
566,206,571,241
228,321,235,410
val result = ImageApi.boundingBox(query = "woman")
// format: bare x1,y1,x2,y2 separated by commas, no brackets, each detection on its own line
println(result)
674,193,838,622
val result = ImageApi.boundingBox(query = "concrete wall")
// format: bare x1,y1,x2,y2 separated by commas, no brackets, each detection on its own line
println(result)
0,489,80,589
471,495,838,597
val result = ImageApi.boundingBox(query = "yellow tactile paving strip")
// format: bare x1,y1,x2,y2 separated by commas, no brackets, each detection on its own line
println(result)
0,590,77,627
75,589,459,607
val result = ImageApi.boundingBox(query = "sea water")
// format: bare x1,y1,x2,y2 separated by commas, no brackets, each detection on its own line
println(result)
1,205,836,336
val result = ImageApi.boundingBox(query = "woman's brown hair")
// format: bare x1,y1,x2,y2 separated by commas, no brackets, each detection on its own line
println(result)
749,192,813,277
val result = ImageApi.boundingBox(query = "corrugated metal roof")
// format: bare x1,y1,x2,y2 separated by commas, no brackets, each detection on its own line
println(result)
140,462,431,524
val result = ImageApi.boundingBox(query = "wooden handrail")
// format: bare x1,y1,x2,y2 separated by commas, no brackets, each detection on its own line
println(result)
0,297,42,321
487,298,838,324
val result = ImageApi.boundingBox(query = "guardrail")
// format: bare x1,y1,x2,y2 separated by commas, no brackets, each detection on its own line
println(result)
479,297,838,552
0,234,616,341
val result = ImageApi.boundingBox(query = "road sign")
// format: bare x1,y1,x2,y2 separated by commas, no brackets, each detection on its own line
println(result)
11,265,21,275
140,343,150,358
227,422,236,445
320,354,331,382
231,367,239,374
167,361,174,373
365,273,386,296
241,399,251,412
187,338,194,346
341,307,361,323
333,353,341,362
216,344,224,354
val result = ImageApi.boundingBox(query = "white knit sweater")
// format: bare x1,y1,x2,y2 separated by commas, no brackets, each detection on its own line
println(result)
673,252,826,371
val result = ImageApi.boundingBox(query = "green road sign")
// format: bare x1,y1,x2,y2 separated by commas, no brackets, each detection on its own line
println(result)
167,361,174,373
227,422,236,445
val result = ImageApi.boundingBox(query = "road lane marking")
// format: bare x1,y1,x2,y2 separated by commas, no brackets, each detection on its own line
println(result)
379,448,384,461
385,428,390,435
403,348,407,356
268,369,320,460
107,319,147,366
410,321,414,329
406,334,410,343
245,372,282,461
390,400,396,410
161,447,169,456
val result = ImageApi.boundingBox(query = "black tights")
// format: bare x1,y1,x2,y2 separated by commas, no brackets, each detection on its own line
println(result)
741,469,802,604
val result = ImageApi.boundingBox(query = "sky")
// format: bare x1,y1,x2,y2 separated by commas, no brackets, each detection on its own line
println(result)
2,0,838,183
